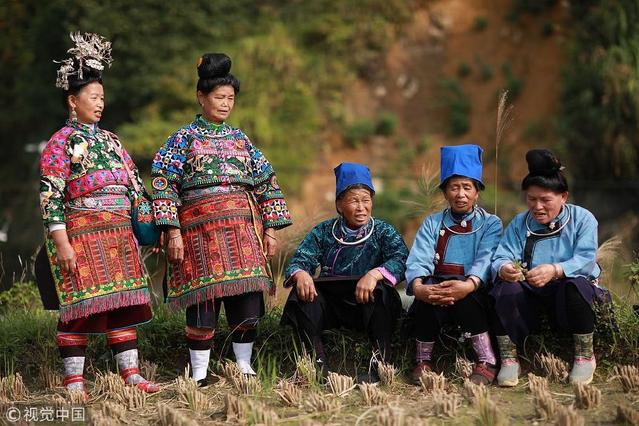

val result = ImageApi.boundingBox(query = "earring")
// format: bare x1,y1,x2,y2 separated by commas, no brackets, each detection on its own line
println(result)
70,106,77,121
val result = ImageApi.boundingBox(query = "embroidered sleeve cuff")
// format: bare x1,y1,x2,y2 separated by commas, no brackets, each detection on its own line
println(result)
153,199,180,227
376,267,398,287
260,198,293,229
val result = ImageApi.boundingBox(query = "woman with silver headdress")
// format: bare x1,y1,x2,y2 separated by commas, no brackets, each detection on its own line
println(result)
490,149,609,387
151,53,292,385
39,32,159,397
405,145,503,385
281,163,408,383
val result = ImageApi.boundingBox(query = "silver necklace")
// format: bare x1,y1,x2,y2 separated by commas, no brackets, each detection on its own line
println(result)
331,217,375,246
439,206,487,236
525,205,571,237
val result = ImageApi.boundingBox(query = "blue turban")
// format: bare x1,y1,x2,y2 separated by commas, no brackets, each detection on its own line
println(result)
440,144,485,189
334,162,375,198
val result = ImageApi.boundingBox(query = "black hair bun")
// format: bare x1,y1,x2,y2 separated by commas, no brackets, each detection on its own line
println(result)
197,53,231,79
526,149,563,176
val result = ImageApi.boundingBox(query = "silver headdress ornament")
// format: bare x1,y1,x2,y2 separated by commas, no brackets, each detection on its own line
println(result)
54,32,113,90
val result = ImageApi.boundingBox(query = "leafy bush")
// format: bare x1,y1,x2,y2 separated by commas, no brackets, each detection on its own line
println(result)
457,62,472,79
473,16,488,32
0,282,42,313
375,112,398,136
439,79,471,136
343,119,376,147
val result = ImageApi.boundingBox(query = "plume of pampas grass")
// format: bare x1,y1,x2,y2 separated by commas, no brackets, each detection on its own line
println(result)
494,90,514,215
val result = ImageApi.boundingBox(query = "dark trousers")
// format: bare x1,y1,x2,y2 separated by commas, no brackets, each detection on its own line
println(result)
409,294,491,342
282,282,402,363
185,291,265,343
490,277,606,345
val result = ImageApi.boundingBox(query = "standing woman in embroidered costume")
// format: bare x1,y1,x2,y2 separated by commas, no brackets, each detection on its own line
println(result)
281,163,408,383
151,53,292,384
405,145,502,385
490,149,608,387
39,33,159,397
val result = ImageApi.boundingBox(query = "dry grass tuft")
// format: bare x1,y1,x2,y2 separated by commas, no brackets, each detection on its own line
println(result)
225,394,246,422
157,403,198,426
140,360,158,383
39,365,63,390
275,379,302,407
176,376,210,411
359,383,389,406
115,385,146,410
327,372,355,397
377,362,398,387
419,371,447,394
66,389,87,405
99,401,127,423
93,371,126,397
432,390,461,418
573,382,601,409
374,405,404,426
536,353,569,383
88,409,113,426
221,360,242,381
555,406,585,426
230,372,261,395
455,356,473,379
616,403,639,425
0,373,28,401
463,379,489,405
528,373,549,395
532,388,561,421
305,391,341,412
614,365,639,393
245,400,279,426
475,392,507,426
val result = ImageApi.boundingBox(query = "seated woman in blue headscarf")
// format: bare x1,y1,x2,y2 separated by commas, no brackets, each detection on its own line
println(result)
281,163,409,383
491,149,608,387
405,145,502,385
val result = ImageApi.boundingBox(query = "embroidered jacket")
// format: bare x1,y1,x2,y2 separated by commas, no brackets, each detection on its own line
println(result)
39,120,144,227
284,218,409,287
491,204,601,280
150,115,292,229
405,207,503,294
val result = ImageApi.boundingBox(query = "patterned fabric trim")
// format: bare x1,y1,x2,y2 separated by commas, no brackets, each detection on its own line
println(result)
377,266,398,286
106,328,138,345
66,169,130,200
55,333,88,347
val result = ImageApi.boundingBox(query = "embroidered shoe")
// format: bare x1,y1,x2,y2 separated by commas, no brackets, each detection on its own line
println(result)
63,374,88,402
497,359,520,387
569,356,596,385
411,361,433,385
120,367,161,393
470,362,497,386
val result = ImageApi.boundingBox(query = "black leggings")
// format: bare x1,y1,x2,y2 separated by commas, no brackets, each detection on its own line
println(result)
411,295,489,342
186,291,264,344
492,282,594,336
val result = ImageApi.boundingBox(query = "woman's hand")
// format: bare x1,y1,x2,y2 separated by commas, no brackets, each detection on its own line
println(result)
294,271,317,302
526,264,559,288
263,228,277,258
413,279,437,304
428,279,475,306
167,228,184,263
356,269,382,304
499,263,524,282
152,231,166,254
51,229,77,275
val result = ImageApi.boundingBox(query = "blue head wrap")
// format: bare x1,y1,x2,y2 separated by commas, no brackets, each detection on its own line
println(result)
334,162,375,198
440,144,485,189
